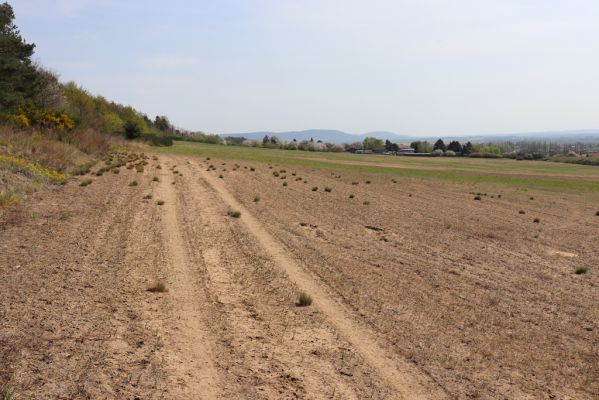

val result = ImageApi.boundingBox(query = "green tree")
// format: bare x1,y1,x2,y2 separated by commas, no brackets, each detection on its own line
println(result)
463,141,473,155
433,139,446,151
0,2,39,113
447,140,462,153
363,136,384,150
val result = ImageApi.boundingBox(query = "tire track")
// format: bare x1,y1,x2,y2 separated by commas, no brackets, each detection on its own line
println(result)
185,157,446,399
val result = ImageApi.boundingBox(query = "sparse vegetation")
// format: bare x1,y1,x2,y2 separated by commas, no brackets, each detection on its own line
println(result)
129,180,138,186
219,174,223,179
227,210,241,218
474,195,481,200
254,195,260,202
324,187,332,192
147,281,168,293
283,182,288,186
519,210,525,214
143,194,152,199
156,200,165,205
533,218,540,223
575,266,588,275
363,201,370,205
296,292,312,307
349,194,355,199
312,187,318,191
152,176,159,182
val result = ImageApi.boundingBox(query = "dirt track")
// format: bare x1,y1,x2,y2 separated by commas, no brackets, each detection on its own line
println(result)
1,154,598,399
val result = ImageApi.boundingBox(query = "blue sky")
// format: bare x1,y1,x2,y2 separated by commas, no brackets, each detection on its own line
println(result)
11,0,599,135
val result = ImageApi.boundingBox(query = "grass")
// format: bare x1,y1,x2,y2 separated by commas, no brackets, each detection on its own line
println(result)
156,200,165,205
129,180,138,186
79,178,93,187
519,210,525,214
533,218,540,223
154,141,599,192
147,281,168,293
227,210,241,218
152,176,159,182
253,195,260,202
363,201,370,205
349,194,355,199
1,385,15,400
143,194,152,199
324,186,332,192
575,266,588,275
296,292,313,307
474,195,481,200
312,186,318,191
0,191,21,208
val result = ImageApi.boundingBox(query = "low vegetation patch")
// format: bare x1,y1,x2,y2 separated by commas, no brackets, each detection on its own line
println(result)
575,266,588,275
324,187,332,192
296,292,313,307
129,180,138,186
147,281,168,293
227,210,241,218
156,200,165,205
253,195,260,202
349,194,355,198
533,218,540,223
474,195,481,200
312,186,318,191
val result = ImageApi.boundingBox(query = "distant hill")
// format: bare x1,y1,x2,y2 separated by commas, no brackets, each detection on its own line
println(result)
221,129,599,144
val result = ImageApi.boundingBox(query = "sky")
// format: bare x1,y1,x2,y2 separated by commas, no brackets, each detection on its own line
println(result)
11,0,599,136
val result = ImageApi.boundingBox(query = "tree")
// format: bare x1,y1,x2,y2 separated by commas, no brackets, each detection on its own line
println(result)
410,140,432,153
123,119,142,139
262,135,270,145
433,139,446,151
447,140,462,154
0,2,39,113
154,115,172,132
463,141,473,155
363,136,384,150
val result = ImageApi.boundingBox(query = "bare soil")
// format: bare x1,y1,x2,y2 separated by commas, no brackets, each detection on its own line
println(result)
1,154,597,399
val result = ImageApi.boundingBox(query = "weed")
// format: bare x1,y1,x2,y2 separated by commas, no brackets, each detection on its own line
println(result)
1,385,15,400
363,201,370,205
352,181,358,185
296,292,312,307
153,176,159,182
219,174,223,179
147,281,168,293
312,187,318,191
474,195,481,200
129,181,138,186
273,171,280,177
250,167,255,171
227,210,241,218
349,194,355,199
143,194,152,199
365,180,371,184
156,200,165,205
283,182,288,186
519,210,525,214
254,195,260,202
575,266,588,275
324,187,332,192
156,165,162,169
595,211,599,216
533,218,540,223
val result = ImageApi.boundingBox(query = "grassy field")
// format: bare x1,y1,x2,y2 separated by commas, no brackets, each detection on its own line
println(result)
154,141,599,192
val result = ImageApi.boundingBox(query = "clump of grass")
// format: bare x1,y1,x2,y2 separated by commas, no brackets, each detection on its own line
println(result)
273,171,280,177
1,386,15,400
129,181,138,186
283,182,288,186
136,165,144,173
254,195,260,202
143,194,152,199
529,197,534,200
152,176,159,182
575,266,588,275
533,218,540,223
112,168,120,174
324,187,332,192
312,187,318,191
219,174,223,179
363,201,370,205
474,195,481,200
156,200,165,205
227,210,241,218
365,180,371,184
349,194,355,199
280,169,286,173
296,292,312,307
95,171,103,176
156,164,162,169
352,181,358,185
147,281,168,293
391,179,397,183
250,167,255,171
519,210,525,214
595,211,599,216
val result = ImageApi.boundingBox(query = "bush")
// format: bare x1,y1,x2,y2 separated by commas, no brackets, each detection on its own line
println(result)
227,210,241,218
273,171,279,177
474,195,481,200
363,201,370,205
519,210,525,214
296,292,312,307
324,187,332,192
533,218,540,223
253,195,260,202
349,194,355,199
575,266,588,275
312,187,318,191
129,180,138,186
156,200,165,205
595,211,599,216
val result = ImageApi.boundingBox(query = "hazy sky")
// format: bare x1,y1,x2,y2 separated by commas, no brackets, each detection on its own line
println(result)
12,0,599,135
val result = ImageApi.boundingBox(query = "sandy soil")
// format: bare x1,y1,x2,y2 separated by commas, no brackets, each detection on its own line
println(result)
1,153,597,399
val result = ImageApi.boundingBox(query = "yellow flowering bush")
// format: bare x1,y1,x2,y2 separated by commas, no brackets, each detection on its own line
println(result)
0,155,67,183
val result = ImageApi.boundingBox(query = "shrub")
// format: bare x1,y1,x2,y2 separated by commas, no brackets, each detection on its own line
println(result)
153,176,159,182
474,195,481,200
365,180,371,184
352,182,358,185
283,182,288,186
519,210,525,214
363,201,370,205
296,292,312,307
324,187,332,192
312,187,318,191
254,196,260,202
250,167,255,171
129,181,138,186
219,174,223,179
273,171,280,177
156,165,162,169
143,194,152,199
533,218,540,223
156,200,165,205
575,266,588,275
147,281,167,293
227,210,241,218
349,194,355,199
